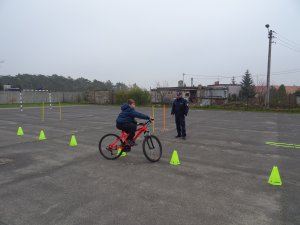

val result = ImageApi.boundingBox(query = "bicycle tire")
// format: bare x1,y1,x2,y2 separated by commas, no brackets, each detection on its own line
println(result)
142,135,162,162
99,133,123,160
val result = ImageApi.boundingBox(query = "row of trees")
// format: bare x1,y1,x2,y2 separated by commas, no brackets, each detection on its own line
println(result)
231,70,299,107
0,74,129,91
115,84,151,105
0,74,152,105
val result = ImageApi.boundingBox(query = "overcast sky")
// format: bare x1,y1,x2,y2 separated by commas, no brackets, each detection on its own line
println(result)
0,0,300,88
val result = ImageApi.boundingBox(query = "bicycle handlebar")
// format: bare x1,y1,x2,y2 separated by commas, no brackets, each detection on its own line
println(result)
137,119,154,126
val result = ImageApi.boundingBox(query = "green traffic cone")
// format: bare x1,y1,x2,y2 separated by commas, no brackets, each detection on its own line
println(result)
268,166,282,186
17,127,24,136
69,134,78,147
39,130,46,141
170,150,180,166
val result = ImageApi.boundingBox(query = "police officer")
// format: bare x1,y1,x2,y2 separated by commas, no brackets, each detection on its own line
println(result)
171,92,189,139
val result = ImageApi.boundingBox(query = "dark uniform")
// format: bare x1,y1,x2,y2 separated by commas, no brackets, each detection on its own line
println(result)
171,96,189,138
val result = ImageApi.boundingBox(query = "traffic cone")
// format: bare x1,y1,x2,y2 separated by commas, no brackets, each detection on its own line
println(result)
117,148,126,157
170,150,180,166
17,127,24,136
39,130,46,141
268,166,282,186
69,134,78,147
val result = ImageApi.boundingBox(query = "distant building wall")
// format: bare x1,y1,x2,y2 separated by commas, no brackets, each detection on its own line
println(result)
297,95,300,106
61,92,85,103
22,91,49,103
0,91,20,104
0,91,85,104
151,90,178,104
151,87,199,104
86,90,114,104
228,85,242,96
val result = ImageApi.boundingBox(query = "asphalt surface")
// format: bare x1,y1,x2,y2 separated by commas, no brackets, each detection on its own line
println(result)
0,105,299,225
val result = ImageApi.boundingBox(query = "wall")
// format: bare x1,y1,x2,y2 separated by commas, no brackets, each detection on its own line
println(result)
0,91,85,104
228,85,242,96
86,91,114,104
297,96,300,106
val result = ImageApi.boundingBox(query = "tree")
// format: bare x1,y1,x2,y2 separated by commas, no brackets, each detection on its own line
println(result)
0,74,123,91
270,86,278,106
0,82,3,91
240,70,256,99
115,85,150,105
105,80,114,90
256,79,266,105
277,84,287,106
115,82,128,90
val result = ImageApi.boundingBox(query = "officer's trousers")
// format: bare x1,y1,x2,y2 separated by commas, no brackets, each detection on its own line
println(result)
175,114,186,137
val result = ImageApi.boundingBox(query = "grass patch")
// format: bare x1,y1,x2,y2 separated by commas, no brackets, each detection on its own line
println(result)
192,105,300,113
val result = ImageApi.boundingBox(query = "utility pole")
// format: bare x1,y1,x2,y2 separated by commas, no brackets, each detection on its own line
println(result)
191,77,193,87
265,24,274,108
182,73,185,87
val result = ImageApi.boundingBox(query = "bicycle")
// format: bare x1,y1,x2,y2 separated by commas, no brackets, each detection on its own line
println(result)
99,119,162,162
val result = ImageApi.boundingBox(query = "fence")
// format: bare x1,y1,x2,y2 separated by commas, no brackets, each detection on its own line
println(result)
0,91,86,104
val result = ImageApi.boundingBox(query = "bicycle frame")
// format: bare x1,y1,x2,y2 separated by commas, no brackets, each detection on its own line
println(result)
109,122,150,150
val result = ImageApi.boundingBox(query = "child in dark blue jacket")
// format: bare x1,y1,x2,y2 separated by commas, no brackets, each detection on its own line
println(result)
116,99,150,146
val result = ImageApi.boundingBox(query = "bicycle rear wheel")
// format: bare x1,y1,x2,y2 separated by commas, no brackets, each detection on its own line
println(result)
142,135,162,162
99,134,123,160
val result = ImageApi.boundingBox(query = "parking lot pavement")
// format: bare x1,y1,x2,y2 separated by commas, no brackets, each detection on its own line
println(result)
0,105,299,225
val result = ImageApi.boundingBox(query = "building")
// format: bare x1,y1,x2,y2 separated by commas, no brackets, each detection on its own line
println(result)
296,94,300,106
202,81,242,105
255,85,300,95
151,81,241,105
3,85,11,90
151,87,198,104
3,84,20,91
200,85,228,106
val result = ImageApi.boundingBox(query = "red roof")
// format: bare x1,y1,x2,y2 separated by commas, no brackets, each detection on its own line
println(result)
255,85,300,94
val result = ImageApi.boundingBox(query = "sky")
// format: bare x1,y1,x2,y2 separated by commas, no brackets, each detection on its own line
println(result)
0,0,300,89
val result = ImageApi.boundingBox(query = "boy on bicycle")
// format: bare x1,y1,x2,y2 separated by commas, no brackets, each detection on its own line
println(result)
116,99,150,146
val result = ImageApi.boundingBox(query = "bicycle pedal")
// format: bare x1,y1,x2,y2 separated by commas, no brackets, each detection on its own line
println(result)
123,145,131,152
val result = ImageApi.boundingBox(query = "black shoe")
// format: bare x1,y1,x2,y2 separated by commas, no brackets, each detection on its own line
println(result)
182,136,186,140
127,140,137,146
175,135,181,138
123,147,131,152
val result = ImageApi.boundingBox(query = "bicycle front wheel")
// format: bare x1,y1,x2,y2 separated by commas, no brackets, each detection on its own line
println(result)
99,134,123,160
142,135,162,162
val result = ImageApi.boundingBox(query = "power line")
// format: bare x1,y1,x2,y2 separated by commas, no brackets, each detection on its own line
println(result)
274,31,300,47
271,69,300,75
182,69,300,85
276,37,300,49
276,41,300,53
184,73,244,79
271,68,300,73
273,31,300,53
183,69,300,80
